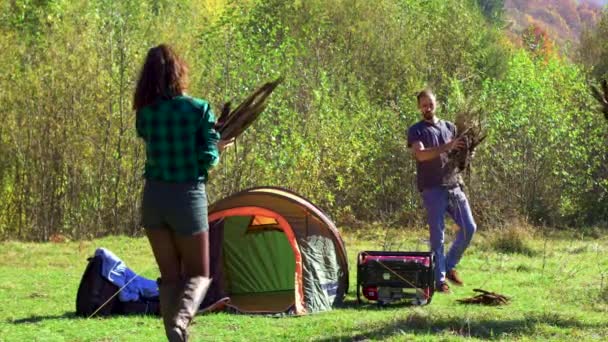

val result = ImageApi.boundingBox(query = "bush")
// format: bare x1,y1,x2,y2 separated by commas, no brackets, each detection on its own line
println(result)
490,225,537,256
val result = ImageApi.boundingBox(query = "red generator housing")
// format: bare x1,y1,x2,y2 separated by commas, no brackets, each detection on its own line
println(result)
357,251,435,306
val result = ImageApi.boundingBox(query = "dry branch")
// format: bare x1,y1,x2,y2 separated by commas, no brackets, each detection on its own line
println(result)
447,105,487,174
215,77,284,141
456,288,510,305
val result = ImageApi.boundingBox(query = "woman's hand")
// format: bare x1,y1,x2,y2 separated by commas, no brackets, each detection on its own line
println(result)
218,138,235,152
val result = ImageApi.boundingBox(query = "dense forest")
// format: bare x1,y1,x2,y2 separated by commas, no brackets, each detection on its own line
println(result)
0,0,607,241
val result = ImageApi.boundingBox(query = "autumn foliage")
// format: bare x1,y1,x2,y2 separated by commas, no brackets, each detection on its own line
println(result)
504,0,603,50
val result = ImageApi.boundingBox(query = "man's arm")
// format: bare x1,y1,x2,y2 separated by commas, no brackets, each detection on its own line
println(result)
410,138,464,162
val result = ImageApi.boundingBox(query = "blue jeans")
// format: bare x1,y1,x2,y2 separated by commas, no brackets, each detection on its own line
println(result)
421,186,477,286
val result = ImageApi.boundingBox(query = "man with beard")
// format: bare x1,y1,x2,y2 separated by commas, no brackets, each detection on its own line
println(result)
407,89,477,293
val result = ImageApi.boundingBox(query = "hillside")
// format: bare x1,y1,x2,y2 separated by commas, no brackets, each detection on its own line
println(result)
504,0,605,50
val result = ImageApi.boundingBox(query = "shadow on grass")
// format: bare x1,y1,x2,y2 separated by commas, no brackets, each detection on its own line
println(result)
314,311,604,340
10,312,80,324
337,298,432,311
10,311,159,324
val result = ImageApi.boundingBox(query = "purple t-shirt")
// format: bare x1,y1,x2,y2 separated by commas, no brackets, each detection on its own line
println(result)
407,119,461,191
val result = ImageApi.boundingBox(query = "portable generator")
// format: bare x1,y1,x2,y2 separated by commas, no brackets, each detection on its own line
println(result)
356,251,435,305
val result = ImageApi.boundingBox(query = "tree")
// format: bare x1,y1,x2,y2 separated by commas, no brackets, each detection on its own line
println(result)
578,9,608,80
476,0,505,24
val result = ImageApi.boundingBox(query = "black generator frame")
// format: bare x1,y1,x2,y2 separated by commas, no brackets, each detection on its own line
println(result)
356,250,435,305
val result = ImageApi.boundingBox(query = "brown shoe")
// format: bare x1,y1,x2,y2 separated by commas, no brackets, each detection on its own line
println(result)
436,282,451,293
447,269,464,286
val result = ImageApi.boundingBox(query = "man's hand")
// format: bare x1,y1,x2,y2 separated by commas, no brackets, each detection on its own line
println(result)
411,137,465,162
218,138,236,152
447,137,466,152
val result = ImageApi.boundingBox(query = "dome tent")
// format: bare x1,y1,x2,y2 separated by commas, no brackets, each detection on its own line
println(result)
200,187,349,315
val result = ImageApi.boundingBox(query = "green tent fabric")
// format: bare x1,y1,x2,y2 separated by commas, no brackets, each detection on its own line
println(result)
222,216,295,294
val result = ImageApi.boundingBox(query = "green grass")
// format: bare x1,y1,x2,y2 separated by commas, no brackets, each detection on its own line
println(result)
1,227,607,341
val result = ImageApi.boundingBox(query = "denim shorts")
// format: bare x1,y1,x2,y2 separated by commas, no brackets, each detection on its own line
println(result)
141,179,209,236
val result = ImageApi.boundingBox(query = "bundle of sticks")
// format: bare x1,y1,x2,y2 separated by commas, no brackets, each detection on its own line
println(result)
590,79,608,120
447,106,487,174
215,77,284,141
456,288,510,305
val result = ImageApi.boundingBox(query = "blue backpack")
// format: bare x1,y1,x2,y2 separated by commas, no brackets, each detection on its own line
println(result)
75,254,159,317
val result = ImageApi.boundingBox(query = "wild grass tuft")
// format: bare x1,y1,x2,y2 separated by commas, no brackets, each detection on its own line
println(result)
489,225,537,256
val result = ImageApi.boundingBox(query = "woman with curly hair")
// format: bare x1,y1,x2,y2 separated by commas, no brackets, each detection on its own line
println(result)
134,44,231,341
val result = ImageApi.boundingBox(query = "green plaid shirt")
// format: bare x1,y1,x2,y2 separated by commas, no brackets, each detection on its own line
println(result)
136,95,220,183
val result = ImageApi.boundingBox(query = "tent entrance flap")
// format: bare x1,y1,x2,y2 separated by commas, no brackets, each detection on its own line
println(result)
222,216,296,311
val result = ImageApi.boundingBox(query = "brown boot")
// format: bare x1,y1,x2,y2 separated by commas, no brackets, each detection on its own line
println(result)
436,282,451,294
158,278,182,339
167,276,212,342
447,269,464,286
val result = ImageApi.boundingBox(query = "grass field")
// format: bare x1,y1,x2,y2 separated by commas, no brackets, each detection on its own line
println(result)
1,226,607,341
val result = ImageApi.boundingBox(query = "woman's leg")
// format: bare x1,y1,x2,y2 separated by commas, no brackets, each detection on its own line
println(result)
163,182,210,341
167,231,211,341
145,227,182,339
146,227,181,282
175,231,209,277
